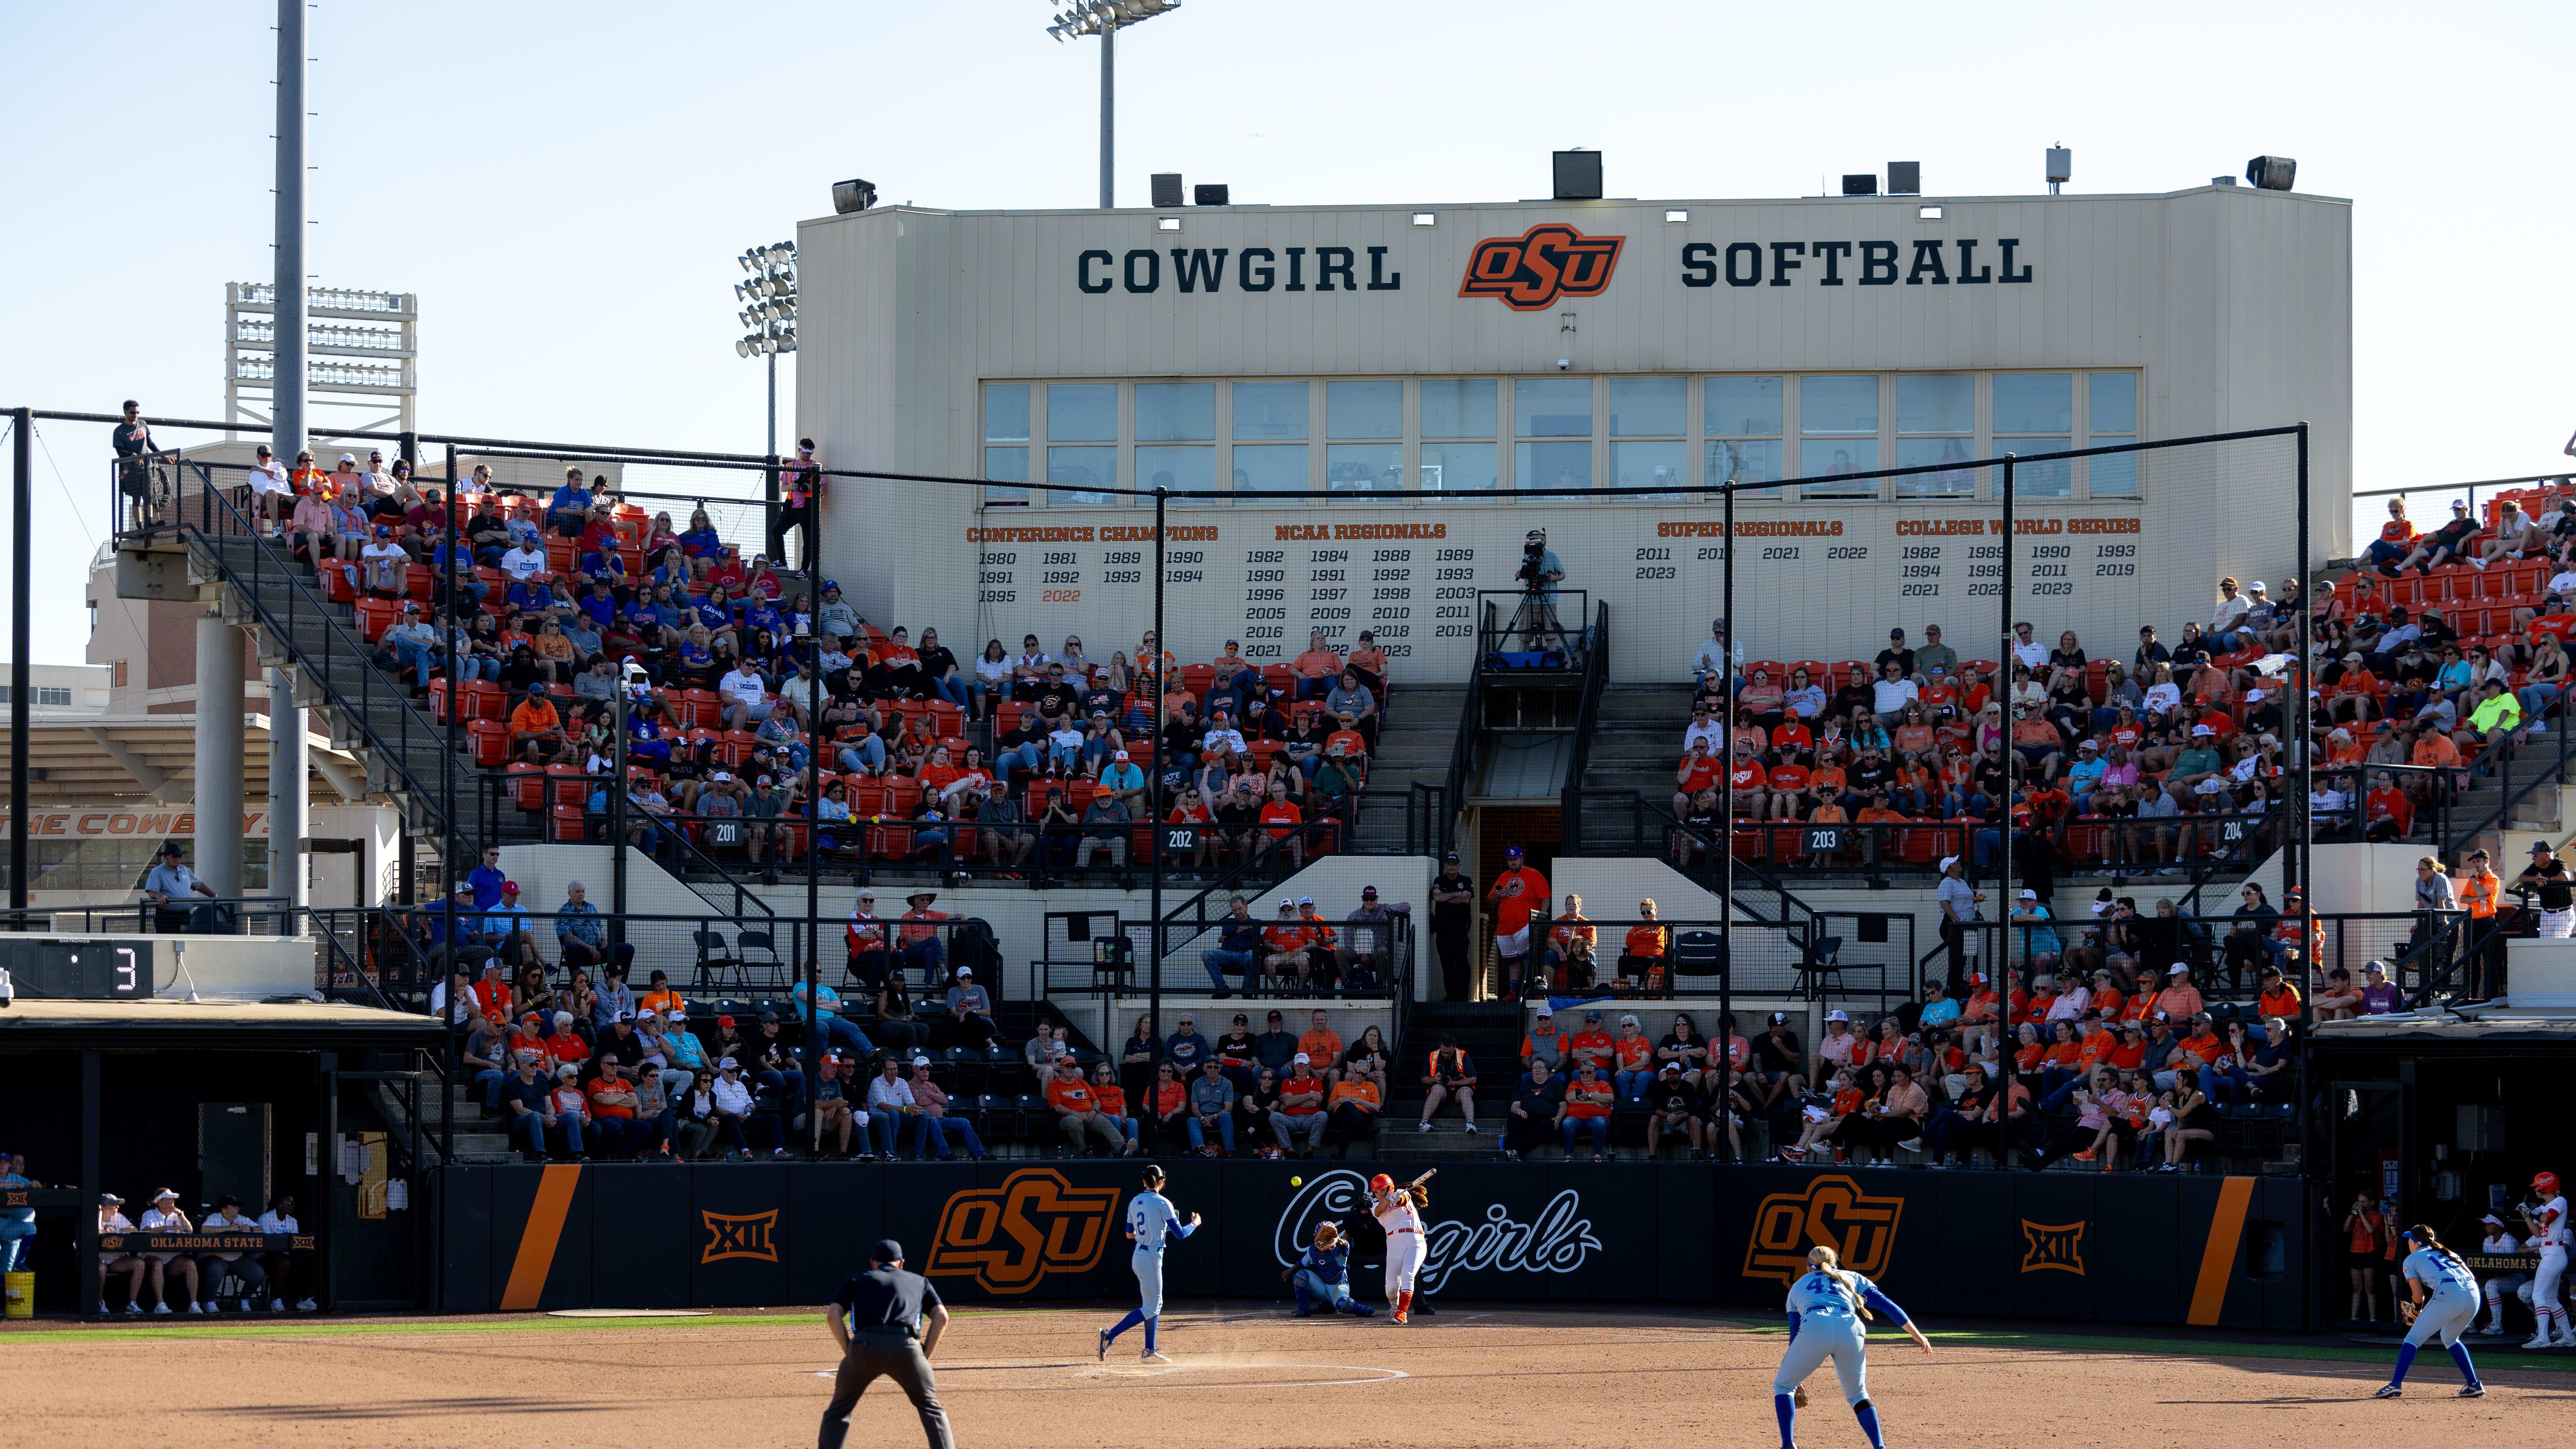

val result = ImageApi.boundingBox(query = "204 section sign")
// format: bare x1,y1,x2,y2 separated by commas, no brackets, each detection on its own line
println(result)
1275,1169,1603,1293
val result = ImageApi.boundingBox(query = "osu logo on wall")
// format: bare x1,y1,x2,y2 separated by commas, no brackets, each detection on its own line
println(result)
701,1209,781,1265
1458,223,1625,310
1743,1175,1905,1282
926,1168,1120,1294
2020,1219,2085,1276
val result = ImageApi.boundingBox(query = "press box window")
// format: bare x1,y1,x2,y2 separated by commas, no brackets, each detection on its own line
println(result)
1894,373,1975,498
1514,377,1592,490
1798,375,1880,500
1609,377,1685,499
1134,383,1215,495
2086,372,2140,497
981,383,1030,503
1419,379,1498,493
1704,375,1783,500
1995,372,2072,498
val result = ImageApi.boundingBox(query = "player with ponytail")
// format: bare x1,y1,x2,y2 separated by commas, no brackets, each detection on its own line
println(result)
2376,1223,2485,1399
1773,1245,1930,1449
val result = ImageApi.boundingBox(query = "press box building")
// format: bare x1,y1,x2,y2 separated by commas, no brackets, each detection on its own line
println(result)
794,179,2350,681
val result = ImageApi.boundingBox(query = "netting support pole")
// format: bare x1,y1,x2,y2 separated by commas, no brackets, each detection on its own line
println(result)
1999,455,2015,1005
2293,424,2312,912
9,409,29,923
1719,483,1735,1158
1148,486,1166,1043
443,443,459,905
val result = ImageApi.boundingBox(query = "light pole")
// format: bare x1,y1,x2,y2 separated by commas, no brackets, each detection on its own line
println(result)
1043,0,1183,208
733,242,797,553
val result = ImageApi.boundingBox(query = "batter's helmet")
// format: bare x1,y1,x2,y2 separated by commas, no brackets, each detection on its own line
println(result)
1368,1173,1394,1195
2537,1170,2561,1198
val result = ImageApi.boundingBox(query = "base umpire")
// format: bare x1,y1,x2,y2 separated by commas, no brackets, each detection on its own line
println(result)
818,1237,954,1449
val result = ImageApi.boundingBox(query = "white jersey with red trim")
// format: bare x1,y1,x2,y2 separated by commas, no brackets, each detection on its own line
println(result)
2535,1195,2571,1252
1371,1188,1423,1236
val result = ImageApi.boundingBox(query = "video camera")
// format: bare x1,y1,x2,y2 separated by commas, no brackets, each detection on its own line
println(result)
1515,530,1551,593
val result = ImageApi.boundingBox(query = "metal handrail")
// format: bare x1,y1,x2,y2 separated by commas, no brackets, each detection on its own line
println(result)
1556,600,1613,856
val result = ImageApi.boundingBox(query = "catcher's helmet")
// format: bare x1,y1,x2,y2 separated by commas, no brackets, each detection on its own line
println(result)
1368,1173,1394,1195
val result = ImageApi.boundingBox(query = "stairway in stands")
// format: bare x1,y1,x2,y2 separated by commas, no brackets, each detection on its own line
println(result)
1349,684,1467,854
1570,682,1696,849
1381,1000,1522,1155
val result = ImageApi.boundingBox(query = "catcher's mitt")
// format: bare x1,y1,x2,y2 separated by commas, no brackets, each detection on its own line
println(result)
2397,1300,2418,1326
1794,1386,1809,1408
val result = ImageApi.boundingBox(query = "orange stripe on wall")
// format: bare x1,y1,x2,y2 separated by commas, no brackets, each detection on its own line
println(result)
498,1163,583,1312
2186,1176,2256,1327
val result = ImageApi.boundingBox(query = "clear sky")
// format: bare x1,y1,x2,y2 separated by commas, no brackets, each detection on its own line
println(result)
3,0,2570,662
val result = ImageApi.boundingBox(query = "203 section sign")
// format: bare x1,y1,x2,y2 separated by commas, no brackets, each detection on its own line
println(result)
1275,1169,1602,1293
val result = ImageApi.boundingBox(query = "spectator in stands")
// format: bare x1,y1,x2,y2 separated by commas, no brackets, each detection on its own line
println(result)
1747,1012,1807,1108
1142,1061,1189,1151
907,1057,987,1160
1047,1056,1127,1157
501,1054,565,1160
1200,895,1263,996
1487,844,1549,998
1337,887,1405,990
862,1056,917,1160
1293,1009,1342,1079
1693,618,1743,692
1075,790,1132,880
939,967,999,1048
1266,1054,1328,1157
896,892,951,980
1560,1061,1615,1161
1183,1057,1237,1155
1500,1054,1564,1162
142,841,219,934
1324,1065,1383,1156
1418,1036,1478,1134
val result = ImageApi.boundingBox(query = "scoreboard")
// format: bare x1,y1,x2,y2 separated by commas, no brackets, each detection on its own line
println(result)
953,498,2178,683
0,938,156,1000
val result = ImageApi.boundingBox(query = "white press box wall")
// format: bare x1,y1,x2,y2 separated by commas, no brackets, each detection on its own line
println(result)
796,186,2349,683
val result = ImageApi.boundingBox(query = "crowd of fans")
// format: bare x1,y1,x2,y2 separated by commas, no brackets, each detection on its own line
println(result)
1667,547,2571,877
224,449,1400,890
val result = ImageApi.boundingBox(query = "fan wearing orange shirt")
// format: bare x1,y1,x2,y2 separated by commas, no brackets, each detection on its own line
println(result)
1673,741,1722,817
1262,902,1317,991
2363,777,2414,841
1725,747,1769,820
1765,756,1813,821
1771,717,1814,761
2256,966,2303,1021
1485,845,1550,993
508,687,565,762
2105,1023,2148,1072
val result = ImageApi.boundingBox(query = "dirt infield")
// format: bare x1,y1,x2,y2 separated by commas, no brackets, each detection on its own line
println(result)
3,1306,2565,1449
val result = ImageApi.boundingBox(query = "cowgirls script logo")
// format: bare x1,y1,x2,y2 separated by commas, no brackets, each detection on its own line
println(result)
1273,1170,1602,1292
1458,224,1626,310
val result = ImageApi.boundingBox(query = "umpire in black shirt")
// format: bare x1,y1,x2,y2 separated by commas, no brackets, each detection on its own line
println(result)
820,1238,953,1449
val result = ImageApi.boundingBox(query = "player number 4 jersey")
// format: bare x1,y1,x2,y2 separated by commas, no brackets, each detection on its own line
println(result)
1371,1190,1423,1235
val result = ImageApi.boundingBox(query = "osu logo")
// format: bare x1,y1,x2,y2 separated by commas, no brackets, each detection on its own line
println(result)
701,1209,781,1265
2020,1220,2086,1276
1744,1174,1905,1282
925,1168,1119,1294
1458,223,1625,310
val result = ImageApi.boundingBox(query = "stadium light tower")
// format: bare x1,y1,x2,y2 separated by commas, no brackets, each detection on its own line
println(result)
731,241,798,499
1042,0,1182,208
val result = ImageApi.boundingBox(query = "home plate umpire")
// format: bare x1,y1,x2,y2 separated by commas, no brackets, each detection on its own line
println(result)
820,1238,954,1449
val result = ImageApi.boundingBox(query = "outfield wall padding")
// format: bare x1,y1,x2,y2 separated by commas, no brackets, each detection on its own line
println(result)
444,1160,2305,1331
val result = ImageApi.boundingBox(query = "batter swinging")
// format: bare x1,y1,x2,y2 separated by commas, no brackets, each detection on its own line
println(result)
1367,1170,1432,1324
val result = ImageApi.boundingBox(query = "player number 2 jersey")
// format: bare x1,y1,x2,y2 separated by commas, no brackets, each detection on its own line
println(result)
1128,1190,1180,1252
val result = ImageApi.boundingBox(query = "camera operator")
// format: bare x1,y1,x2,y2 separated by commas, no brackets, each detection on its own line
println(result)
1513,529,1567,651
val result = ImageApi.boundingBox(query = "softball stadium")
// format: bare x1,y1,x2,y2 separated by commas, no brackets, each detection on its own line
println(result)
6,3,2576,1445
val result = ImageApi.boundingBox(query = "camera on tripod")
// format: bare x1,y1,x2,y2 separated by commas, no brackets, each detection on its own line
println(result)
1515,529,1551,593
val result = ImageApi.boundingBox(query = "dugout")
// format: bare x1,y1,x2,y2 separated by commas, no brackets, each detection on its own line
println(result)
0,995,444,1316
2306,1012,2576,1320
794,179,2350,683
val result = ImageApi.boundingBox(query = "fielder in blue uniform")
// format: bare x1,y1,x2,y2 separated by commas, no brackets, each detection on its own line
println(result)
1774,1245,1930,1449
1099,1164,1198,1363
2376,1223,2485,1398
1282,1220,1377,1318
